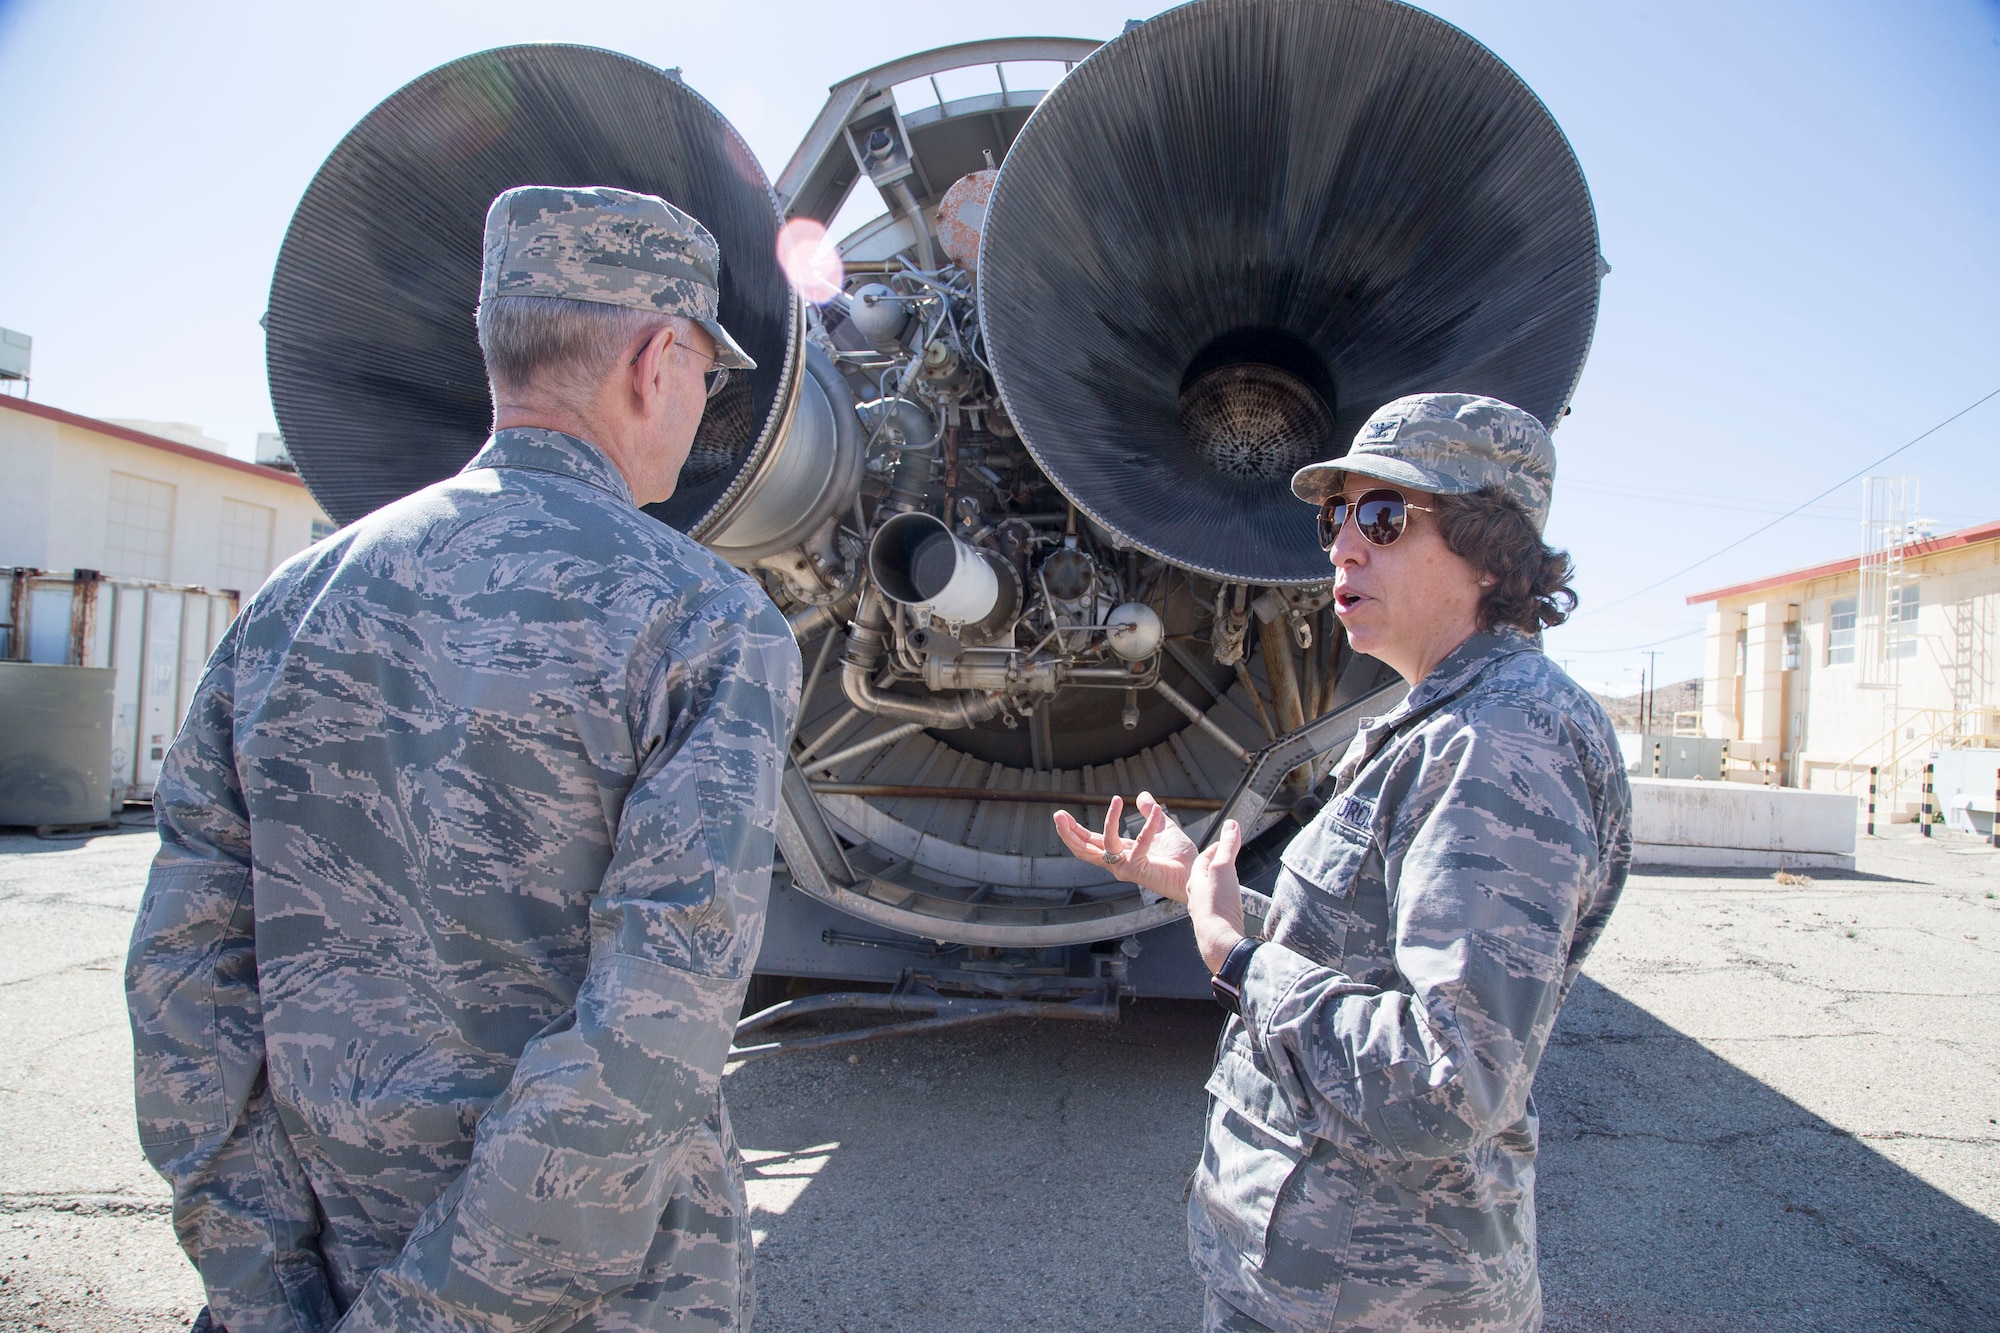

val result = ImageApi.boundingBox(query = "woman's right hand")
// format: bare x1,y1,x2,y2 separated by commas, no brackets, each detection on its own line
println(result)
1052,792,1199,903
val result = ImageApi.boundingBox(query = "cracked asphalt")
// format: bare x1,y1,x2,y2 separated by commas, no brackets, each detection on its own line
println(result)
2,822,1995,1331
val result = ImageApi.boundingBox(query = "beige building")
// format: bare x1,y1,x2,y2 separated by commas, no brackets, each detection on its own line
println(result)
1,395,330,591
1688,517,2000,805
2,396,332,801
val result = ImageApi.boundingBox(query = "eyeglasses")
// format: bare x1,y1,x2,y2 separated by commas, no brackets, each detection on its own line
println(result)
688,353,731,401
631,333,732,400
1317,488,1432,549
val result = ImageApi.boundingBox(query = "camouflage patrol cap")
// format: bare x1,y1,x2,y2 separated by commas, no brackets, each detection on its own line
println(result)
480,185,756,370
1291,393,1556,531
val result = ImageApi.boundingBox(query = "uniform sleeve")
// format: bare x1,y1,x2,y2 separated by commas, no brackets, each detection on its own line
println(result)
335,585,801,1331
126,622,339,1333
1236,702,1600,1160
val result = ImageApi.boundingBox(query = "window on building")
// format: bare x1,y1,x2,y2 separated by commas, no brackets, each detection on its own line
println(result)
1782,620,1801,671
1827,596,1857,665
310,519,337,543
1889,582,1920,659
105,471,175,581
216,499,276,595
1734,629,1747,676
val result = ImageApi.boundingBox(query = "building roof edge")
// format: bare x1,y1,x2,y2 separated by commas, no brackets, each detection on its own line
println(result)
1686,517,2000,605
0,394,309,490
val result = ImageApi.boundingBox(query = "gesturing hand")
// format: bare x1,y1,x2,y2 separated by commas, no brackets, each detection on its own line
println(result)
1051,791,1198,903
1187,818,1248,973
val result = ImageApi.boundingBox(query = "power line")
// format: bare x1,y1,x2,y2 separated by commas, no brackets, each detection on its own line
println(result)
1555,625,1705,654
1578,384,2000,619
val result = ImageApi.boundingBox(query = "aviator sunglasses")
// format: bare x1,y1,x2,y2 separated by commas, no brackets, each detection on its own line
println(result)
1317,488,1432,550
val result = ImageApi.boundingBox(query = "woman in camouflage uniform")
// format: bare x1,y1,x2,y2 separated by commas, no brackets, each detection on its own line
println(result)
1056,393,1631,1332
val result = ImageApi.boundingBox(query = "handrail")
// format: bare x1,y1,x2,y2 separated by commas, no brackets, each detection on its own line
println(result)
1829,706,2000,794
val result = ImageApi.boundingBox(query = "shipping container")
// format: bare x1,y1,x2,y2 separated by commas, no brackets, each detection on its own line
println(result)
4,568,237,802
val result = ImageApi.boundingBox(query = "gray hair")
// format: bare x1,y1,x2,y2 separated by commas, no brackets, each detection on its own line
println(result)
476,295,691,406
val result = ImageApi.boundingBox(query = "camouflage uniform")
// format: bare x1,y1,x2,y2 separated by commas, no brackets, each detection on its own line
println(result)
127,188,797,1333
1192,628,1630,1332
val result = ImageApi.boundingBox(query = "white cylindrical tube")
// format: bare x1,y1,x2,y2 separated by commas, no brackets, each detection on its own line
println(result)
868,512,1000,626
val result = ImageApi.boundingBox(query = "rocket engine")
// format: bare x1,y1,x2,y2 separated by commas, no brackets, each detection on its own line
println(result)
266,0,1601,1023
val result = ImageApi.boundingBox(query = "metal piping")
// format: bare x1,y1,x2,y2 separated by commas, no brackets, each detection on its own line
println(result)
841,586,1007,729
1151,678,1253,763
809,721,927,774
788,604,839,640
1257,612,1308,734
887,180,939,271
730,986,1116,1063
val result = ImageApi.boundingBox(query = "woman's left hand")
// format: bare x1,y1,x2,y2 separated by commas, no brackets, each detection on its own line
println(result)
1188,818,1249,973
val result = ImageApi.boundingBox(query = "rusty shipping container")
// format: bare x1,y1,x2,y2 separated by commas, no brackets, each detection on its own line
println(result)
3,568,237,805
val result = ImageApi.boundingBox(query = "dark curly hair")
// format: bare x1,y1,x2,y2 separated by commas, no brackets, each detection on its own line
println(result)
1429,486,1577,633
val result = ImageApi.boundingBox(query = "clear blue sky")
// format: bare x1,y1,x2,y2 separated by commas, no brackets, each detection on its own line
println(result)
3,0,1996,691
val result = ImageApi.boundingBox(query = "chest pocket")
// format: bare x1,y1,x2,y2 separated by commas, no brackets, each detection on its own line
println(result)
1268,807,1372,969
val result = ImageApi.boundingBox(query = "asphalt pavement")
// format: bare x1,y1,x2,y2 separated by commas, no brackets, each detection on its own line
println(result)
1,822,1995,1332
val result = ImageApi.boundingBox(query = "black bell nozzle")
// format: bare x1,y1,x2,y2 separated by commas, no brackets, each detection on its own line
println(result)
979,0,1603,584
267,44,795,534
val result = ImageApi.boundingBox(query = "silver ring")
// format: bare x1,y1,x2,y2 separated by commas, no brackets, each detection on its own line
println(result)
1102,850,1123,866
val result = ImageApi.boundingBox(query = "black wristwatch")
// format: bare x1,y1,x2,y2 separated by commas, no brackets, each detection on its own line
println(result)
1210,937,1262,1015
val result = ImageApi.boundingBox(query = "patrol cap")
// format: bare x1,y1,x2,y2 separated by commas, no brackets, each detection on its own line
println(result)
1291,392,1555,532
480,184,756,370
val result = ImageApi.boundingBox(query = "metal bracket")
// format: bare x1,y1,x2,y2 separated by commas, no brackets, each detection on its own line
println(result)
1204,679,1407,845
729,969,1119,1063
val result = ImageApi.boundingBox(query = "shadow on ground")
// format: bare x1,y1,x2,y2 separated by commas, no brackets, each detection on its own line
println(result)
1536,975,1998,1333
726,978,1996,1333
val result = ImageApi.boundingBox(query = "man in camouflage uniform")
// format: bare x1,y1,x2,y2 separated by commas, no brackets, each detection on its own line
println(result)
126,185,800,1333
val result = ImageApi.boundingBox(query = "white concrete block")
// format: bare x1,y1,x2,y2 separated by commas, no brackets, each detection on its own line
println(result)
1631,843,1856,870
1628,777,1857,870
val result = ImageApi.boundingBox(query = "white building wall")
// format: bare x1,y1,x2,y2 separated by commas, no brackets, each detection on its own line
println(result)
1702,535,2000,797
1742,600,1787,753
0,400,328,596
0,406,58,569
1702,608,1738,741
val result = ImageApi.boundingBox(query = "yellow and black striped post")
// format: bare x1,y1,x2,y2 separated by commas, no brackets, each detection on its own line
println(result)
1866,766,1877,837
1653,741,1662,779
1922,762,1934,838
1991,772,1998,849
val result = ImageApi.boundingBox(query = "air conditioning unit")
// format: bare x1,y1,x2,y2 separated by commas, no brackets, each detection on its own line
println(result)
0,328,30,382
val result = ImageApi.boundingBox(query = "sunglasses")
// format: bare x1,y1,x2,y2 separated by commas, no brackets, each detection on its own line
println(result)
631,333,732,400
1317,488,1433,549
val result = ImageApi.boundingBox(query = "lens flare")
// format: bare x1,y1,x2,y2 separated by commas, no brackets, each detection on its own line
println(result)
776,218,844,304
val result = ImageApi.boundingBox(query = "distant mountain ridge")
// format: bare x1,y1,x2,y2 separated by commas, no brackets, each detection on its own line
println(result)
1590,678,1702,733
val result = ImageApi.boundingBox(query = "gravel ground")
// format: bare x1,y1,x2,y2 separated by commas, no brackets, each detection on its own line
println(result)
1,821,1995,1331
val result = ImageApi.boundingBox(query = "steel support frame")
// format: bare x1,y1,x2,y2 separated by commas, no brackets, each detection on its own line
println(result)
729,969,1119,1062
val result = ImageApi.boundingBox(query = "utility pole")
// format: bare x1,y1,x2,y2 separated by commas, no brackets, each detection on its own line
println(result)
1638,667,1647,733
1644,649,1662,733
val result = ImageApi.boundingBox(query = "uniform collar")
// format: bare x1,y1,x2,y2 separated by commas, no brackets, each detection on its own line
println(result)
463,428,636,506
1334,628,1541,784
1398,626,1540,716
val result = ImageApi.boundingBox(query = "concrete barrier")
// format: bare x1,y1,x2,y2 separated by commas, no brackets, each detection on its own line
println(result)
1629,777,1857,870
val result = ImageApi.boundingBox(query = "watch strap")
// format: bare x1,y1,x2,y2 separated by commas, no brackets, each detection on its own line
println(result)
1210,937,1262,1014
